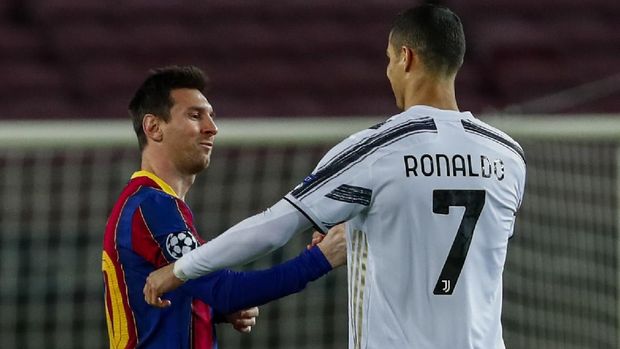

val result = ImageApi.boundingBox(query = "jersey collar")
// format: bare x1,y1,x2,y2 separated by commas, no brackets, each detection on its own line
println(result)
403,105,475,120
131,170,179,198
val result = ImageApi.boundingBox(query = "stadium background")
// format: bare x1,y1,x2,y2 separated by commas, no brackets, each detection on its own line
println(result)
0,0,619,348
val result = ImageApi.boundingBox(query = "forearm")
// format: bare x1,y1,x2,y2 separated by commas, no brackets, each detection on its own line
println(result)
182,246,332,314
175,199,312,280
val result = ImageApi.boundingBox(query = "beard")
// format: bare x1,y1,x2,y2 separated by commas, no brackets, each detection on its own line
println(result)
177,149,211,175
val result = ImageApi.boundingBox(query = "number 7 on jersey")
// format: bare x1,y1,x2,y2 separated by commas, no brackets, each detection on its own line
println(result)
432,189,486,295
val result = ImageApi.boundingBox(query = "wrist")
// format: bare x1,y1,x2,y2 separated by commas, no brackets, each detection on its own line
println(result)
317,244,334,268
309,245,334,271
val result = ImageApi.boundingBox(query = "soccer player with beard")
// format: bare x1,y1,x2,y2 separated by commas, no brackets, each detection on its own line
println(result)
102,66,346,348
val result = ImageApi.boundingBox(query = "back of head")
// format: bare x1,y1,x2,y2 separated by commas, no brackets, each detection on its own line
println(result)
129,65,208,151
390,4,465,77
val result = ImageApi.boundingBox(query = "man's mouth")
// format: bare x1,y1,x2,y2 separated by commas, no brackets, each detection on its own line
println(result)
199,141,213,150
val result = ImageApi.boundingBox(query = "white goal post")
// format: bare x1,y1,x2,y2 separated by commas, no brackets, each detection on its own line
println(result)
3,114,620,147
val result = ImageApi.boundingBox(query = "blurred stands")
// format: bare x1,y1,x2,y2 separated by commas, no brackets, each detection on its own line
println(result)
0,0,618,119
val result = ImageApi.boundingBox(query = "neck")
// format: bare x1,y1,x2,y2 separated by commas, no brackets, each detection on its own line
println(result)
401,73,458,112
140,148,195,199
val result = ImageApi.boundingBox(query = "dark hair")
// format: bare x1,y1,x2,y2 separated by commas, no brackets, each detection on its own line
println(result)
128,65,208,151
390,4,465,76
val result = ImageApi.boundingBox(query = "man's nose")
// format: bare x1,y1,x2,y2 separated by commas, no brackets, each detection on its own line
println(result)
202,117,218,135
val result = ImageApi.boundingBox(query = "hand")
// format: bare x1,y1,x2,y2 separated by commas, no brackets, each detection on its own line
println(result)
143,263,185,308
317,223,347,268
306,230,325,250
225,307,259,333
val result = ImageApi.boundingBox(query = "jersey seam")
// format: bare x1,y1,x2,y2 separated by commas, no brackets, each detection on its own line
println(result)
136,205,172,265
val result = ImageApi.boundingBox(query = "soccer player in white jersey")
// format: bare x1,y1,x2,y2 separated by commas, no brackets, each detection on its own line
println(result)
144,4,526,348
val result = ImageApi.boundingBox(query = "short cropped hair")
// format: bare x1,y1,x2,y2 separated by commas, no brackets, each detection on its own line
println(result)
128,65,208,151
390,4,465,76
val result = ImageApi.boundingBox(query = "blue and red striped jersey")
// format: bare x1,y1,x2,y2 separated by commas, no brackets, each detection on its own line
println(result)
102,170,333,349
102,170,216,349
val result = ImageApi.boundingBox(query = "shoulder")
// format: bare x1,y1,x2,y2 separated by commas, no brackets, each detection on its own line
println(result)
127,184,170,204
462,117,526,165
136,187,186,215
116,184,182,222
317,112,437,170
464,117,521,147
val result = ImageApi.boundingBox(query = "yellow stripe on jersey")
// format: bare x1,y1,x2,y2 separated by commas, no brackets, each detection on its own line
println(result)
102,251,130,348
131,170,179,198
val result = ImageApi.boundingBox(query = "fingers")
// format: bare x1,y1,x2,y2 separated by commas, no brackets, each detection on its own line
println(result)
312,231,325,241
229,307,259,333
143,264,183,307
241,306,259,318
153,297,171,308
317,223,348,268
143,276,172,308
320,224,345,244
307,231,326,249
233,315,256,329
328,223,346,236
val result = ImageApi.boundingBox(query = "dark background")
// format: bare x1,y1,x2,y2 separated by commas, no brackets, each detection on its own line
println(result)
0,0,618,120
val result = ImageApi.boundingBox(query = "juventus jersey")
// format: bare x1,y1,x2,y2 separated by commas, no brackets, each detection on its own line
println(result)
285,105,526,349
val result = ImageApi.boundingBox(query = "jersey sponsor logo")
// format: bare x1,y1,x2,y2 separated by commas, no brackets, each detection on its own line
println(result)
403,153,505,180
165,231,198,259
325,184,373,206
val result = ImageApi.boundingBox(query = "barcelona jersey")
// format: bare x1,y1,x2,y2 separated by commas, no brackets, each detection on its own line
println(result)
102,170,217,348
103,170,333,348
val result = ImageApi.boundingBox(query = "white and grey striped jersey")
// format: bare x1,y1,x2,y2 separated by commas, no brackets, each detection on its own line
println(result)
284,105,526,349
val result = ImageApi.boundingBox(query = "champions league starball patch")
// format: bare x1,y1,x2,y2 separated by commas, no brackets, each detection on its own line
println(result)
165,231,198,259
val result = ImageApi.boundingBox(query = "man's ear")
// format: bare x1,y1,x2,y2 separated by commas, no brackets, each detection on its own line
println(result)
143,114,164,143
401,46,417,73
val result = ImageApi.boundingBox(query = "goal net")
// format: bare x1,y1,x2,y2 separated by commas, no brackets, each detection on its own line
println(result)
0,116,617,349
